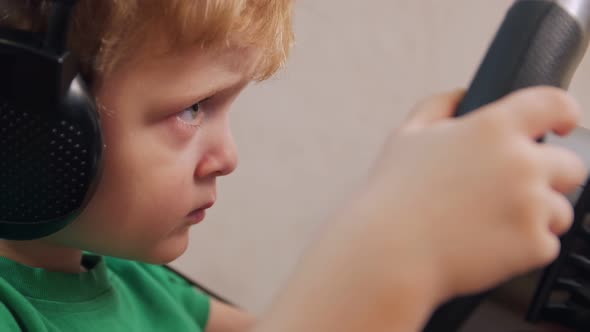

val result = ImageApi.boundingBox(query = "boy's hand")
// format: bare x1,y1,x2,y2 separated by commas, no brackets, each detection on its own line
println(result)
364,86,587,301
255,87,588,332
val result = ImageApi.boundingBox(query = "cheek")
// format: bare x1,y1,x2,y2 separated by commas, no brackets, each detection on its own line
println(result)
74,120,199,242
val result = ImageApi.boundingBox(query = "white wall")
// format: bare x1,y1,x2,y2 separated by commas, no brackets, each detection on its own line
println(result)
172,0,590,313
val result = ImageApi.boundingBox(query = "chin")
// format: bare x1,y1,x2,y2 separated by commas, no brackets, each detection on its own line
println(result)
142,229,191,264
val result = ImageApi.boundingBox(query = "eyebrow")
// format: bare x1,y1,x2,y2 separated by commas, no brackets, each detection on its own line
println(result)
157,74,247,112
141,46,257,114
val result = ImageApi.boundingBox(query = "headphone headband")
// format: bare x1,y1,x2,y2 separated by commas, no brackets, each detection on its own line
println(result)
44,0,77,53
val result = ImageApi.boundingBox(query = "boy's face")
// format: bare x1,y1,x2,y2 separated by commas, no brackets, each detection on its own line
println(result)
45,43,255,263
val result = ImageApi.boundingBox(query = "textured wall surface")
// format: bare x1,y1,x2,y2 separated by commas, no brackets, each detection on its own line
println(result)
172,0,590,314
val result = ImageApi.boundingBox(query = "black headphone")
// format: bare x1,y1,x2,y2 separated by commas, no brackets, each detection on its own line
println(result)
0,0,102,240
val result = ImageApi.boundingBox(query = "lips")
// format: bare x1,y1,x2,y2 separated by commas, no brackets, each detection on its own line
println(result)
186,209,206,224
186,200,215,225
199,201,215,210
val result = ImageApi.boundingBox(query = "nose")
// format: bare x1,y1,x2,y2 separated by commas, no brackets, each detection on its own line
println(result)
194,117,239,179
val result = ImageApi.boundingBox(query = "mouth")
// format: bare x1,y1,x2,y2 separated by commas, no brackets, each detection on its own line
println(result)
186,200,215,225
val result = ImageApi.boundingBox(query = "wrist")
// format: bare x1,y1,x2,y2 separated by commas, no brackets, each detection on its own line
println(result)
342,186,450,309
258,196,446,332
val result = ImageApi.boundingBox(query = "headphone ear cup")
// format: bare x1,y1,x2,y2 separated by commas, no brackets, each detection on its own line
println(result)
0,75,103,240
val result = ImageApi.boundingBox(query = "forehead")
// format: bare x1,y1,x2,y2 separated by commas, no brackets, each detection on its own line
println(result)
128,36,262,82
94,41,258,112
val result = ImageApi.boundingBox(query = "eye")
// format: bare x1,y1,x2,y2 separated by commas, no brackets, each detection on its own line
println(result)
176,100,207,127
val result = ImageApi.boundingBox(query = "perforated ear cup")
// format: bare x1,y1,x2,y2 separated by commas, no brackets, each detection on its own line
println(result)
0,1,102,240
0,76,102,240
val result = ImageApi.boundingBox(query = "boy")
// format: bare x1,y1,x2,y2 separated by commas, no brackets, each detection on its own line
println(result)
0,0,282,331
0,1,586,331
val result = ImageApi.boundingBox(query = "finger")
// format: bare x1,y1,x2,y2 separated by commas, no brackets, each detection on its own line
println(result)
513,217,561,272
480,86,581,139
534,231,562,267
403,89,466,131
545,191,574,237
537,145,588,194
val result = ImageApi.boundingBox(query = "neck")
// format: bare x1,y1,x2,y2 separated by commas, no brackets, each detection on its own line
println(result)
0,240,85,273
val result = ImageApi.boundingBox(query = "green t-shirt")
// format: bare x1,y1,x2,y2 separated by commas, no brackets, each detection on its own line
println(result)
0,254,210,331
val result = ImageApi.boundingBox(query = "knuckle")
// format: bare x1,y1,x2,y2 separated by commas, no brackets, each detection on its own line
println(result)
560,208,574,234
551,148,588,190
536,235,561,264
559,196,574,226
572,154,589,182
509,143,540,178
513,189,545,226
534,87,578,116
509,87,546,110
566,156,587,188
470,111,507,140
554,197,574,235
563,200,574,223
510,86,579,122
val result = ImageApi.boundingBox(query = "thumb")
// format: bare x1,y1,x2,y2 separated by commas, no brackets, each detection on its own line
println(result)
403,89,466,132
